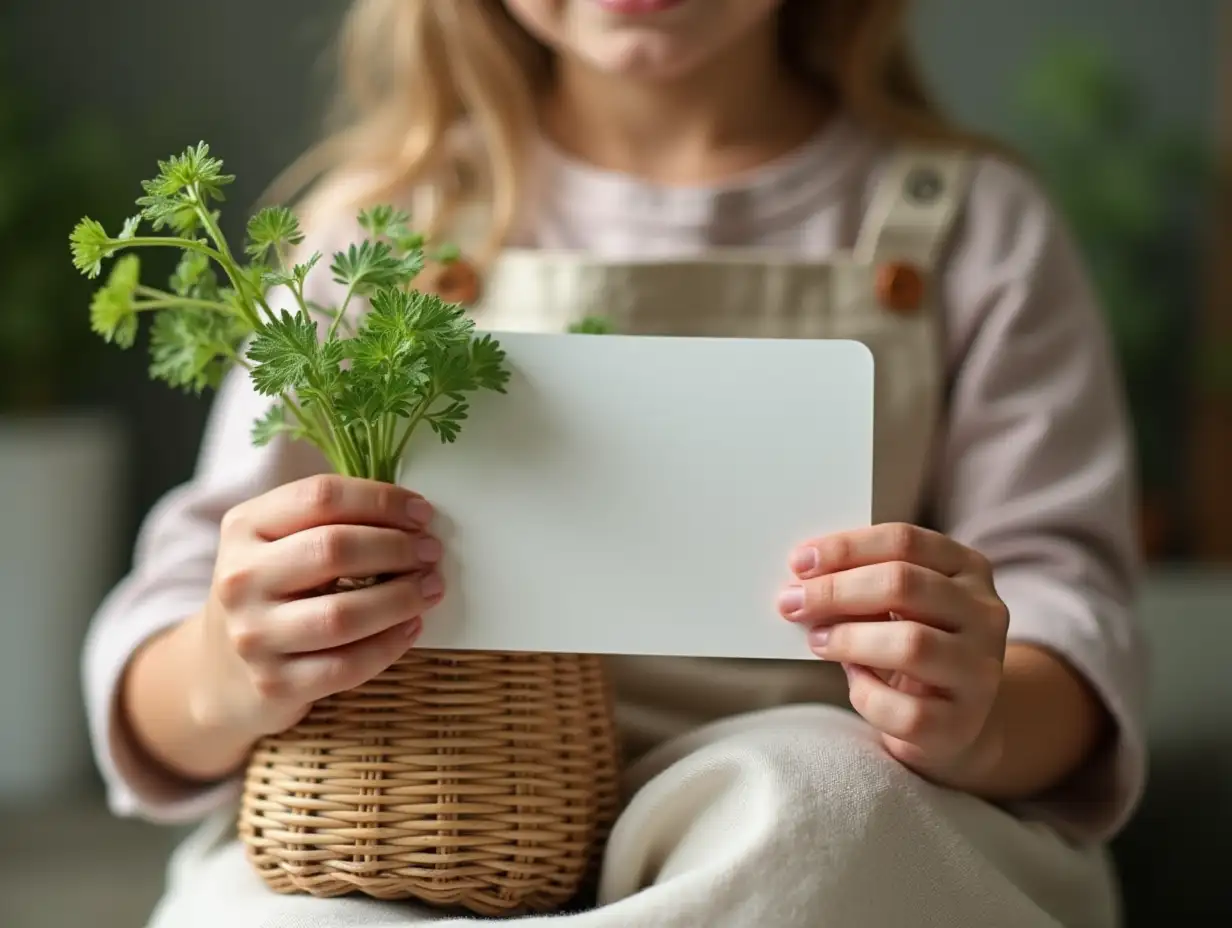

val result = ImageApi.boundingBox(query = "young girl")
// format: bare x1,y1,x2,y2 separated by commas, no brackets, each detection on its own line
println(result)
84,1,1147,925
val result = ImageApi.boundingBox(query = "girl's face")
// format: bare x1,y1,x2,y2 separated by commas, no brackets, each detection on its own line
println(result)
502,0,785,82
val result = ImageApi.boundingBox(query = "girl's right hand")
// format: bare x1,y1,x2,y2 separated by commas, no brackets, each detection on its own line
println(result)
188,474,444,742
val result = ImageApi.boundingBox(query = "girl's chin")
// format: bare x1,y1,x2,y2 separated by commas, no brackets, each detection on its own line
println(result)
576,34,700,80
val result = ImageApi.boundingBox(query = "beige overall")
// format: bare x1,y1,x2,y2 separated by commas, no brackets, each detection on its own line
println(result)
146,150,1121,927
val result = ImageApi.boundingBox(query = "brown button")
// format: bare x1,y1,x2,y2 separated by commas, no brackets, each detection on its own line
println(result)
424,257,481,305
875,261,925,313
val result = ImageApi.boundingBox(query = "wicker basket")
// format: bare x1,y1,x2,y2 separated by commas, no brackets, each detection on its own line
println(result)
239,649,622,917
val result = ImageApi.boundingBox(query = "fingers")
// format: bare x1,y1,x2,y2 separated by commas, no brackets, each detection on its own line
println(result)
258,524,442,596
779,561,975,632
789,523,983,581
238,574,444,657
225,474,433,542
843,664,959,748
261,619,423,706
787,524,1010,779
810,620,969,690
843,664,991,758
827,623,1003,762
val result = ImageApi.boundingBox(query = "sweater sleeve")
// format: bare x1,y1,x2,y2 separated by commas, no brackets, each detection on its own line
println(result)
81,371,327,822
932,157,1149,843
80,217,356,823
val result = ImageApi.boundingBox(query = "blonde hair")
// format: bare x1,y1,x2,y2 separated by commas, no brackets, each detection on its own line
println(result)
274,0,1006,261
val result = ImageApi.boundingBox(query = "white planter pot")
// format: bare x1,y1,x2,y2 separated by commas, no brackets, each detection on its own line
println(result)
0,413,125,801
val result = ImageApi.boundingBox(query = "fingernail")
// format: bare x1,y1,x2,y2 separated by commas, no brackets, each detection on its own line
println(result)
416,536,442,564
778,585,805,616
407,498,434,525
420,572,444,601
791,547,819,575
810,628,830,652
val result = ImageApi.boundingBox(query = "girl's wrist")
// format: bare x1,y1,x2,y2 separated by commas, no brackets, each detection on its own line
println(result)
124,611,255,785
183,611,264,771
942,643,1109,801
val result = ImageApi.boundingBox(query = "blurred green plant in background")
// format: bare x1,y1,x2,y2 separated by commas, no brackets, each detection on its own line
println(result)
1015,36,1223,504
0,51,132,413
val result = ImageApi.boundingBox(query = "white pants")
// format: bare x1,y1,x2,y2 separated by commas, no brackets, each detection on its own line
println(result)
147,705,1119,927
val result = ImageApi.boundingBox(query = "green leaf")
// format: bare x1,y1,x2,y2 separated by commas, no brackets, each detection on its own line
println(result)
428,335,510,403
262,252,322,291
433,243,461,264
392,228,425,252
340,288,445,421
246,206,304,260
148,306,248,394
357,204,411,239
235,263,272,300
330,240,425,295
338,289,500,429
245,309,342,398
70,217,114,278
140,141,235,202
568,315,615,335
118,215,142,241
364,287,475,350
468,334,511,393
135,142,234,233
170,249,219,299
89,254,141,348
426,400,468,443
250,403,305,447
137,198,201,235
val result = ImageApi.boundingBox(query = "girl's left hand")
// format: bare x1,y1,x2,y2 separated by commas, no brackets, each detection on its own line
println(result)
777,523,1010,790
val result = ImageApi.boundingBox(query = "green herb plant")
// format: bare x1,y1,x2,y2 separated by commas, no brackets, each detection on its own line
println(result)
70,143,509,483
567,316,615,335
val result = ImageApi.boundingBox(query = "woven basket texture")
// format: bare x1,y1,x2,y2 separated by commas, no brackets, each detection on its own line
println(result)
239,648,622,917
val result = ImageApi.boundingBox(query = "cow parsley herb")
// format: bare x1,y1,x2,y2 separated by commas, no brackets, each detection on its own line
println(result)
70,142,508,482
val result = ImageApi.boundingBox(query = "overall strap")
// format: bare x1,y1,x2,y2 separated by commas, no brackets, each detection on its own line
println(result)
853,147,974,269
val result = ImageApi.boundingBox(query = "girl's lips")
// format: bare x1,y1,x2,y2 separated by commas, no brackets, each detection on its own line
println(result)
591,0,687,15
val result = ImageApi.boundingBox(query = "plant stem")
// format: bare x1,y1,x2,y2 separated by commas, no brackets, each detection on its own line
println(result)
364,421,379,479
190,185,273,323
215,341,342,472
391,388,445,465
297,401,354,474
107,235,264,331
341,428,367,477
132,296,237,315
378,415,394,466
219,344,253,372
108,236,227,263
323,410,364,477
327,285,358,341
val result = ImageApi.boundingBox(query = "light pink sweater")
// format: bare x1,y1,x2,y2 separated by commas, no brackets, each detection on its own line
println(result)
83,115,1147,842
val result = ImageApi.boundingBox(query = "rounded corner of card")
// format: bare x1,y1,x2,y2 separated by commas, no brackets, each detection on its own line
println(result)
848,339,875,373
832,339,874,388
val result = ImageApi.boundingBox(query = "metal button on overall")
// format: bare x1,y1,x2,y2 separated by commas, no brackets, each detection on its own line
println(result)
904,166,944,204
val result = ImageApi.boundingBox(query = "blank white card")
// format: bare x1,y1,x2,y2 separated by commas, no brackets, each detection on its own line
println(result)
400,332,873,660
